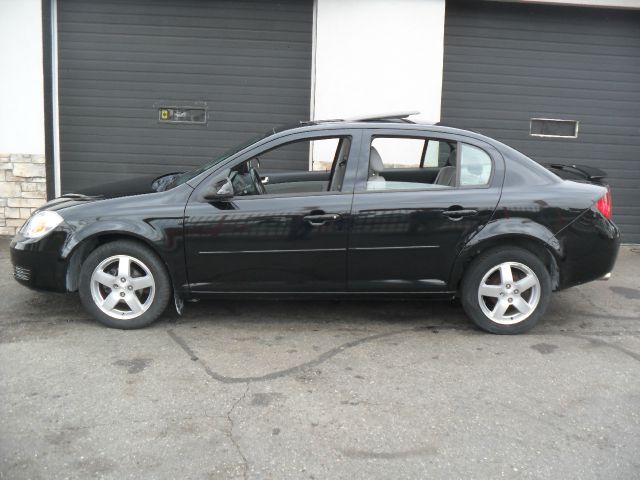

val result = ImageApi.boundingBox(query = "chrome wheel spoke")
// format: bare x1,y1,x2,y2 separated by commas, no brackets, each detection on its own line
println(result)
117,256,131,278
491,299,509,318
515,274,537,292
499,264,513,285
479,284,502,298
130,275,153,291
94,270,116,287
512,296,533,315
102,291,120,310
124,294,143,314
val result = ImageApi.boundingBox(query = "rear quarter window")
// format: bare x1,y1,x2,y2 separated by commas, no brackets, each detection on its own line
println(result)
460,144,492,186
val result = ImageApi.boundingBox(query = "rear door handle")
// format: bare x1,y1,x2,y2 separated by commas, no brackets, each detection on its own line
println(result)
441,209,478,220
303,213,341,226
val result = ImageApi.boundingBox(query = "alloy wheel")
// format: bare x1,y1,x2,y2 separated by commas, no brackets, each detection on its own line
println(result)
90,255,156,320
477,261,541,325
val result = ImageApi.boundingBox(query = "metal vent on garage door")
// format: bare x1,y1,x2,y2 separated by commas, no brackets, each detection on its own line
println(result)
56,0,313,192
440,1,640,243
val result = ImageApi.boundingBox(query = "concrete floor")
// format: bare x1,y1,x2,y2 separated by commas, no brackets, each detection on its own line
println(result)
1,238,639,479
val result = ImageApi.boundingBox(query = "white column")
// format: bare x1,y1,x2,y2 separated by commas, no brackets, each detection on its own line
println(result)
0,0,47,233
0,0,45,155
312,0,446,124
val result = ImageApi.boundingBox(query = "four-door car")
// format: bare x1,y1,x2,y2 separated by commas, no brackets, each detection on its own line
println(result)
10,113,620,334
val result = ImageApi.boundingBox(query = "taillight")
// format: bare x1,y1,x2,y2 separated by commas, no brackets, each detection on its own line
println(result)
595,189,612,219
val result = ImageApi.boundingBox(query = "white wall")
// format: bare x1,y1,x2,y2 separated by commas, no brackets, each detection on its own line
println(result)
0,0,45,155
313,0,446,124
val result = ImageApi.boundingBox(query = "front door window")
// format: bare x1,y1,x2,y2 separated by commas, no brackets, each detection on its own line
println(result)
226,136,352,197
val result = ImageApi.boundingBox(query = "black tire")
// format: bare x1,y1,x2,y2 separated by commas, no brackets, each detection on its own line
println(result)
79,240,171,329
461,247,552,334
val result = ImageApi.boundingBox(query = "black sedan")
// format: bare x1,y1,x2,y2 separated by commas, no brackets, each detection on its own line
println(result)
10,113,620,334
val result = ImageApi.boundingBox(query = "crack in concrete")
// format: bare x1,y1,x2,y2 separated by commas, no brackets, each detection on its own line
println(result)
168,323,640,388
167,326,432,384
225,384,250,480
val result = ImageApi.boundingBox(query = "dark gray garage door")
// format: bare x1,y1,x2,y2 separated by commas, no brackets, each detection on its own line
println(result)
57,0,312,192
441,1,640,243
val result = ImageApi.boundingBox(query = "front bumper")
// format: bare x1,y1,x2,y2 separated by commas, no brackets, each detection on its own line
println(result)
10,230,70,293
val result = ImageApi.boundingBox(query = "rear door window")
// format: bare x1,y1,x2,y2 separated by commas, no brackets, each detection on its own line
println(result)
362,136,493,191
365,136,456,191
370,137,424,169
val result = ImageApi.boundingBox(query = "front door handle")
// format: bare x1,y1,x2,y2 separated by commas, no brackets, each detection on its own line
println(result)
303,213,341,226
441,209,478,220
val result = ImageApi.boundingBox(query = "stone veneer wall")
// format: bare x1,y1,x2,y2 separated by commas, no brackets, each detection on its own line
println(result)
0,154,47,236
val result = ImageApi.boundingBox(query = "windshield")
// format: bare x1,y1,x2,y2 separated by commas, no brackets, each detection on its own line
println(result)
169,133,267,187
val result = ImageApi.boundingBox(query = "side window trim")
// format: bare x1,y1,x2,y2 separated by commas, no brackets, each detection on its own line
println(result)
456,140,461,188
419,139,429,169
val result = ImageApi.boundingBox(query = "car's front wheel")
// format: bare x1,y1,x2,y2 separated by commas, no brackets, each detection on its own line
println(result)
79,240,171,329
461,247,551,334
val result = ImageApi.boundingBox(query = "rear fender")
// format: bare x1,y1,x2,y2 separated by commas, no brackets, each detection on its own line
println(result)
449,218,562,291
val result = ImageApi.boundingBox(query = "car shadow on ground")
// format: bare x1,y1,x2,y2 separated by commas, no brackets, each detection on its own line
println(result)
2,275,622,338
168,297,475,331
2,287,471,329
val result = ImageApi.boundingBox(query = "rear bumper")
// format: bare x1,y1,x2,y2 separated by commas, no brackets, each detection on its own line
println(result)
555,208,620,290
10,231,69,293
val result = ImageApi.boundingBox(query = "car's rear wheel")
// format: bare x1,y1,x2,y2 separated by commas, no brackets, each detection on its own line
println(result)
461,247,551,334
79,240,171,329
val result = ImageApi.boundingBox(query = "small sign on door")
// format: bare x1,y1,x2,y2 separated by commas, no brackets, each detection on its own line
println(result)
158,107,207,124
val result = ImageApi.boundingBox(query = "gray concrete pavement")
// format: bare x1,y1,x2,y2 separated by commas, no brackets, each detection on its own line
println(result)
1,238,639,479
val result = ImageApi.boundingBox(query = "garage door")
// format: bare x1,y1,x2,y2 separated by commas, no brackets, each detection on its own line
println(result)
57,0,313,192
441,1,640,243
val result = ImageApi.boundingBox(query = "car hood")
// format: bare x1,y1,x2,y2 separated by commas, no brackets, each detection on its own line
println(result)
71,175,159,198
61,171,184,199
38,173,184,213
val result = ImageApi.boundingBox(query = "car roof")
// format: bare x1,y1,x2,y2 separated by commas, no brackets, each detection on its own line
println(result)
272,119,498,146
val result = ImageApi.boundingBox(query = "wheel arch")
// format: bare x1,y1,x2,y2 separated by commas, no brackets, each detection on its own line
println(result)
64,230,175,295
450,225,562,293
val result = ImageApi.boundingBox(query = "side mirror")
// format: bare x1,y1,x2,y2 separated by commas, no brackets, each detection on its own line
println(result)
203,178,234,201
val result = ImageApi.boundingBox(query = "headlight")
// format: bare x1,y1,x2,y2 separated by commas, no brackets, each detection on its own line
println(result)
20,211,64,239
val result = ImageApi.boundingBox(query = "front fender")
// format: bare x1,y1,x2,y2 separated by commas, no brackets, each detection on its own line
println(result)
449,218,562,290
61,217,187,296
61,219,167,259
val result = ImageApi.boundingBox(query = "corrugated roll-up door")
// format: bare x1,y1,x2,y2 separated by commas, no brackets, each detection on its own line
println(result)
441,1,640,243
57,0,313,192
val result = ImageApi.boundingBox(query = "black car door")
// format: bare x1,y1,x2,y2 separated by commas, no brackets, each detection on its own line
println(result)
183,130,361,294
347,129,504,292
